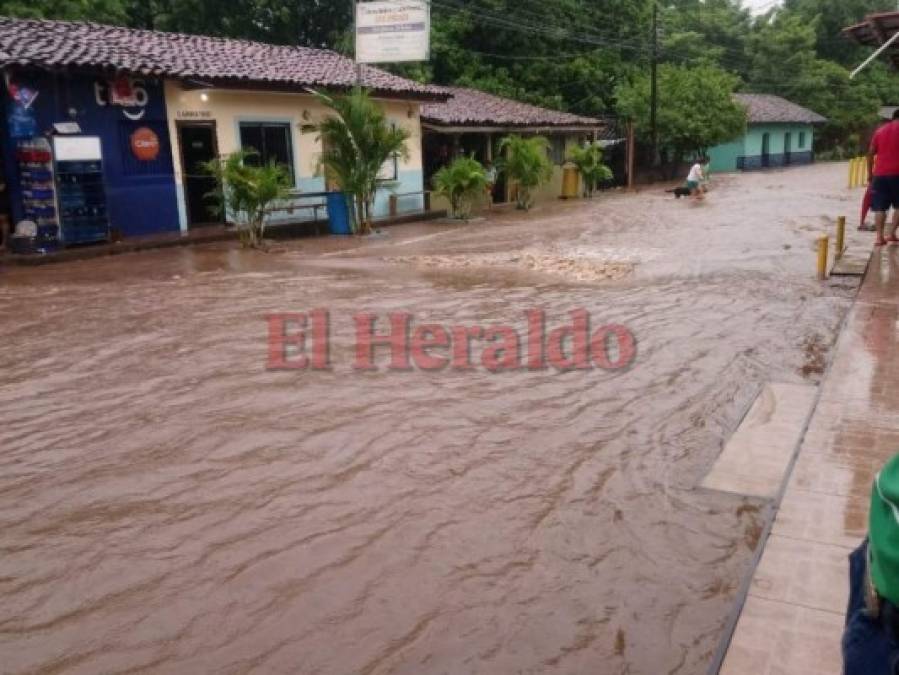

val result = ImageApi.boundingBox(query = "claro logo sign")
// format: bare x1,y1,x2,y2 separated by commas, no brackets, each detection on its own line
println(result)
129,126,160,161
94,77,149,120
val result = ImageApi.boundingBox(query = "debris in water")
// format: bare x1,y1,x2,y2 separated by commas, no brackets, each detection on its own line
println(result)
799,333,827,379
384,251,635,282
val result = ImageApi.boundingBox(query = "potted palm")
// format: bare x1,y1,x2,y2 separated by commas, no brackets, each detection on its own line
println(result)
567,142,614,198
314,88,410,234
497,135,553,211
432,156,489,219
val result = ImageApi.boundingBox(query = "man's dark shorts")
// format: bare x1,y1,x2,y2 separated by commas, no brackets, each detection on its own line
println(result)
843,540,899,674
871,176,899,212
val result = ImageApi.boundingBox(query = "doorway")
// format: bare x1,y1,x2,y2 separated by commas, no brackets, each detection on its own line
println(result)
177,122,223,227
784,132,792,166
761,133,771,168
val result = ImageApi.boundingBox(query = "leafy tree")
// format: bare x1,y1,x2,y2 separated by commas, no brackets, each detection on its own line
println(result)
567,142,614,197
315,88,410,234
0,0,127,22
390,0,648,116
661,0,753,77
616,64,747,164
780,0,897,66
497,135,553,211
0,0,351,47
746,11,880,151
203,150,292,249
432,156,489,219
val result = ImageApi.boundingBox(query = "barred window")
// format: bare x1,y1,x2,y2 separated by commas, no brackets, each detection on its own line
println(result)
239,122,295,184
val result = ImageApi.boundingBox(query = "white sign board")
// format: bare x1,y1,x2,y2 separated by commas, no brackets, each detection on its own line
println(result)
356,1,430,64
52,136,102,162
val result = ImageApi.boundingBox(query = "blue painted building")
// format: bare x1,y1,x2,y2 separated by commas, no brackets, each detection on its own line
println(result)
2,71,181,239
0,17,448,247
707,94,826,173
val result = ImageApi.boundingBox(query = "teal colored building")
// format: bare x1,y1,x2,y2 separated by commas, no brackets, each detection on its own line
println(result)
708,94,826,173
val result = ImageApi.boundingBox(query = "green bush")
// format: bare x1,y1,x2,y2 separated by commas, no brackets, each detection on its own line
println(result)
567,142,614,197
432,156,489,219
203,150,292,249
497,135,553,211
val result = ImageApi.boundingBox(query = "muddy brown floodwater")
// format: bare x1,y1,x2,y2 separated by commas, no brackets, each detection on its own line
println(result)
0,163,861,674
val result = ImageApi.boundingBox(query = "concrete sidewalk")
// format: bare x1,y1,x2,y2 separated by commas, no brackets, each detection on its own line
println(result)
719,244,899,674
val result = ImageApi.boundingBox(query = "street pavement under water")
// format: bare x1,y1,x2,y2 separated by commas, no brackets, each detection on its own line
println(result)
0,163,863,674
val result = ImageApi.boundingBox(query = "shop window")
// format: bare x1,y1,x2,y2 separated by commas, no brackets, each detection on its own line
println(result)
239,122,295,184
799,132,806,149
378,153,399,181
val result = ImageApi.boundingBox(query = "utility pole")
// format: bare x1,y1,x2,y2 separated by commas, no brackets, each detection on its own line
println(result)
650,0,659,166
353,0,363,87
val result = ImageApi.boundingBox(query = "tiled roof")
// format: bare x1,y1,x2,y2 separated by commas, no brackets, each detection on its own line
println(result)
0,17,446,99
844,12,899,68
734,93,827,125
421,86,603,128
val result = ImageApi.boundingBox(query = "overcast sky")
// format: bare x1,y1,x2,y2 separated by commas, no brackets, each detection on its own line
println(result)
743,0,781,14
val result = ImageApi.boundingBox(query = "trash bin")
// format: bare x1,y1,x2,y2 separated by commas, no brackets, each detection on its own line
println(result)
561,165,579,199
326,192,353,235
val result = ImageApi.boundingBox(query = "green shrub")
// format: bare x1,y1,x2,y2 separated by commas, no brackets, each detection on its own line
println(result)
204,150,292,249
497,135,553,210
432,156,489,219
567,142,614,197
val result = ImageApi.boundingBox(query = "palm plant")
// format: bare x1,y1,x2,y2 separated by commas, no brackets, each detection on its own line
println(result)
432,156,488,219
314,87,410,234
497,135,553,210
567,142,614,198
203,150,292,249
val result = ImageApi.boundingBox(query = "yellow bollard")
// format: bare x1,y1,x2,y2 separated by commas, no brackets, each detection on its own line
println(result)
849,158,857,189
817,235,829,280
836,216,846,260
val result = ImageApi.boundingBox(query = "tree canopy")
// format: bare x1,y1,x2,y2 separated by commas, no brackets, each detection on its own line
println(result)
617,64,747,160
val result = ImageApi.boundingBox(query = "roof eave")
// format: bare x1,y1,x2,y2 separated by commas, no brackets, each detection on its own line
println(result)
422,121,604,133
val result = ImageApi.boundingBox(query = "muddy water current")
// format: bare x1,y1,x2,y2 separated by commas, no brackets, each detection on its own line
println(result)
0,164,861,674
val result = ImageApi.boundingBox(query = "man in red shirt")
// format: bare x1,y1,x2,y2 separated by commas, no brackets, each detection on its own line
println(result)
868,109,899,246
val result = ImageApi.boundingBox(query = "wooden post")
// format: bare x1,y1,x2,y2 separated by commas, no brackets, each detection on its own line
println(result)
817,235,829,280
389,194,398,218
836,216,846,259
423,191,431,212
626,122,636,191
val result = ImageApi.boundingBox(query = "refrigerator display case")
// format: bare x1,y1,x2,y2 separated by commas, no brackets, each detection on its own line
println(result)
15,137,60,253
52,136,109,245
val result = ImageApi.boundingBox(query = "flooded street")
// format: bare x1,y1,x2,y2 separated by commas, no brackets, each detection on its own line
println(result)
0,162,862,674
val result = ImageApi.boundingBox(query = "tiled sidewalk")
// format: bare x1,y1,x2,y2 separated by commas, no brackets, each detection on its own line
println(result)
720,245,899,674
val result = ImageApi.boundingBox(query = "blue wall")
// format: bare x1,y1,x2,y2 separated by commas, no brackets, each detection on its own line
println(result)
3,70,180,238
707,123,816,173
